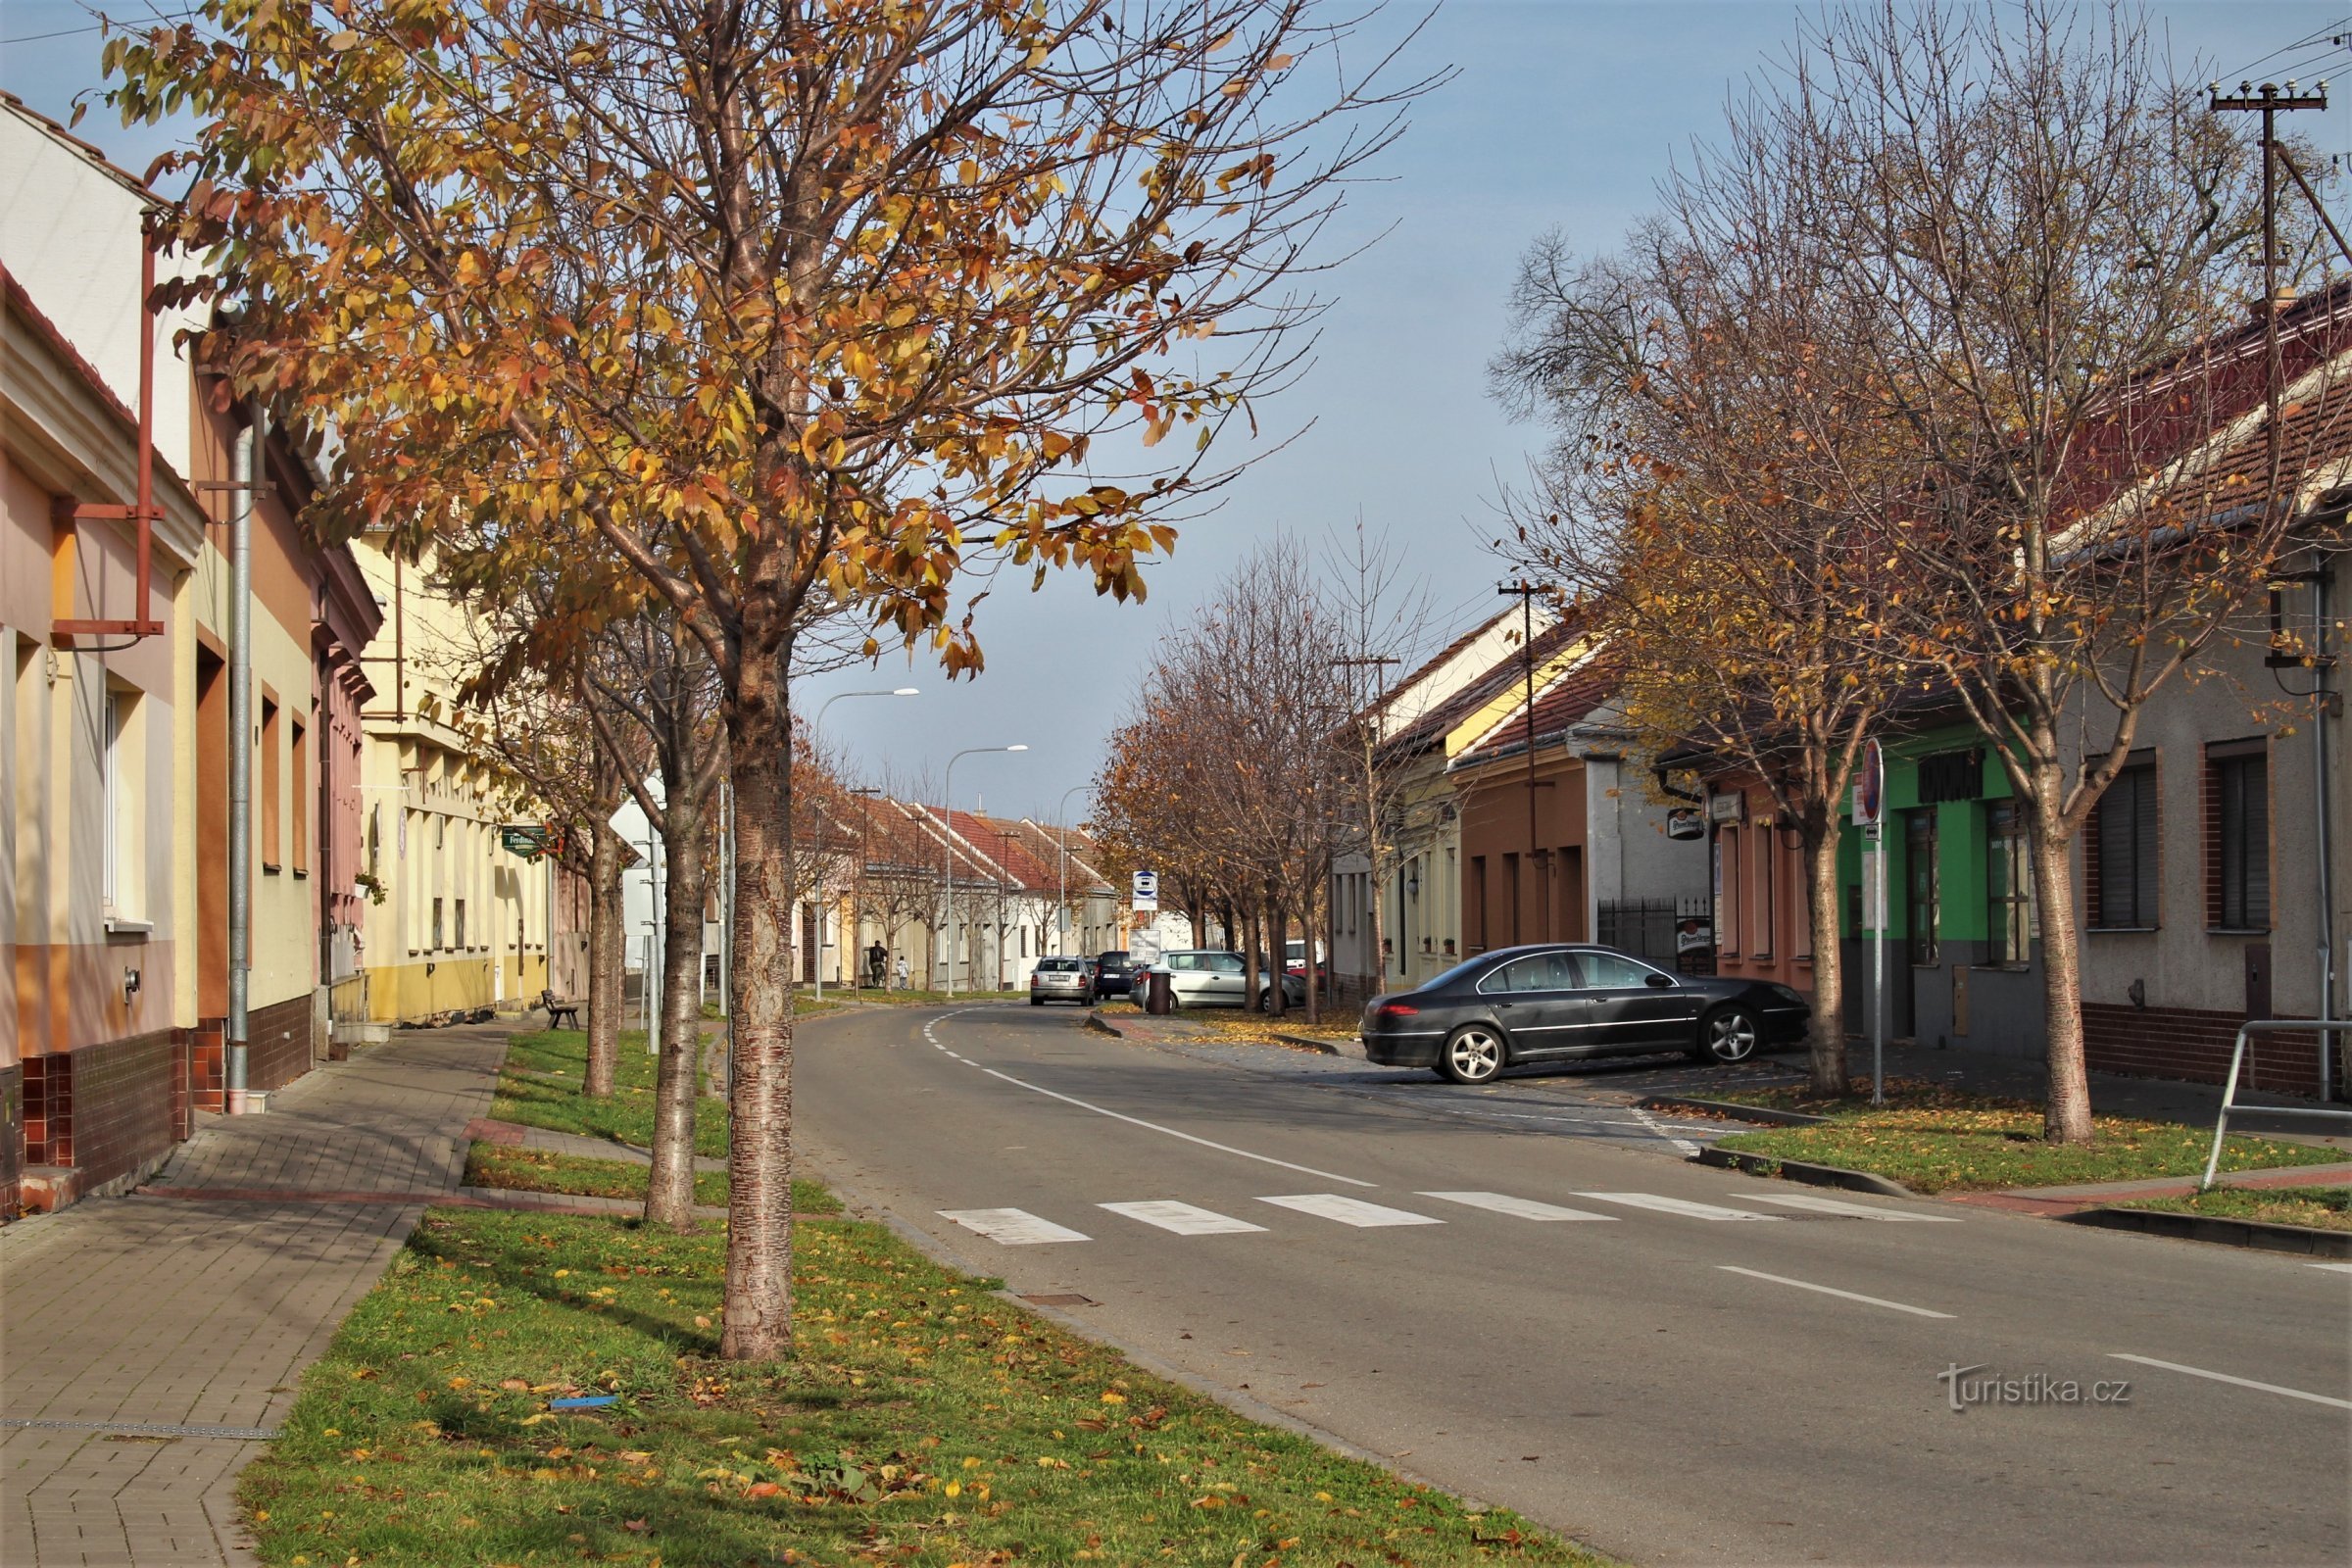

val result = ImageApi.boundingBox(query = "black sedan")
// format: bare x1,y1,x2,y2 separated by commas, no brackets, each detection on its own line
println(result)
1360,944,1809,1085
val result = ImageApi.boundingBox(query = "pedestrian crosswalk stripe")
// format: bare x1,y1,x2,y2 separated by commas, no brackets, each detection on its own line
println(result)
938,1208,1091,1245
2310,1262,2352,1274
1257,1194,1443,1228
1417,1191,1618,1222
1734,1191,1961,1221
1573,1192,1783,1221
1099,1200,1268,1236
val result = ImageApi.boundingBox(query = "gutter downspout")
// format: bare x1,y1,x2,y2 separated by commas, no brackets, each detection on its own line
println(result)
227,404,264,1112
2316,559,2338,1099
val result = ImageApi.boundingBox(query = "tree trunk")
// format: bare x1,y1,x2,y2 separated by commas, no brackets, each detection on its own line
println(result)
2030,795,2095,1145
585,822,624,1098
720,652,796,1360
1267,901,1290,1018
646,802,710,1230
1802,829,1848,1098
1242,906,1263,1012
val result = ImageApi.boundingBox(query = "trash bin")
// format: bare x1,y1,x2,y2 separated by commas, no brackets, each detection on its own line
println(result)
1145,966,1174,1015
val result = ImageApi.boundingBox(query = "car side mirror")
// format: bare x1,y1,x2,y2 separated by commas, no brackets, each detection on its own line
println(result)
1644,972,1676,989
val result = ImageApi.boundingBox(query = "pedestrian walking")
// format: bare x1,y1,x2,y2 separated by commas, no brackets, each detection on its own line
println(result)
894,954,909,991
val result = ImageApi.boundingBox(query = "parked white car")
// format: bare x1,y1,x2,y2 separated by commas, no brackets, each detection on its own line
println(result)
1150,950,1306,1009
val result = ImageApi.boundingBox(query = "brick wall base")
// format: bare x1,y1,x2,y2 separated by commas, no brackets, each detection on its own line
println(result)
247,993,315,1092
18,1031,179,1204
2083,1003,2329,1099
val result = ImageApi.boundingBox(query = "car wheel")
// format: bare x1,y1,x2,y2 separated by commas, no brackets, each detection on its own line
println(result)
1258,987,1275,1010
1696,1005,1760,1063
1439,1025,1505,1084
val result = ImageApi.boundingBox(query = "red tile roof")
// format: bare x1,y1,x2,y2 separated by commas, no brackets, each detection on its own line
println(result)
1449,656,1625,768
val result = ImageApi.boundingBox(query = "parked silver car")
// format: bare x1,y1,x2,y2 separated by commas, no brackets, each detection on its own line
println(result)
1029,956,1096,1006
1151,951,1306,1009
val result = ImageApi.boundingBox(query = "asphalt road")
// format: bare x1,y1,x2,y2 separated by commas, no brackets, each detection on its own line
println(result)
795,1003,2352,1567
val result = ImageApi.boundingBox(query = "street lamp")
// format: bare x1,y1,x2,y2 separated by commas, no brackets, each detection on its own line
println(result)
808,688,918,1001
942,744,1028,997
1054,783,1087,956
848,785,881,992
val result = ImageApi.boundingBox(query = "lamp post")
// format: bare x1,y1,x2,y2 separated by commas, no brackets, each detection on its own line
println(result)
1054,783,1086,956
941,745,1028,997
848,785,881,994
808,688,917,1001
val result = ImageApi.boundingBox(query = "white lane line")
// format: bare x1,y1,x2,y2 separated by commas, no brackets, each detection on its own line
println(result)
1718,1265,1955,1319
2310,1262,2352,1274
1099,1200,1269,1236
1575,1192,1784,1221
977,1067,1377,1187
1735,1191,1963,1222
938,1208,1091,1246
2109,1353,2352,1410
1630,1103,1703,1157
1257,1194,1442,1228
1417,1191,1618,1222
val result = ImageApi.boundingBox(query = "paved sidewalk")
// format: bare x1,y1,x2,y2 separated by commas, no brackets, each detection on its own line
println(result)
0,1023,514,1568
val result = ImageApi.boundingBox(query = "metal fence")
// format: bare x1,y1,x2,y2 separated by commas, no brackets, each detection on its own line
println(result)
1595,897,1716,975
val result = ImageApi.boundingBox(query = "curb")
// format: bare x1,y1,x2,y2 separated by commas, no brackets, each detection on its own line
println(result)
2057,1204,2352,1257
1084,1008,1125,1038
1640,1095,1829,1127
1694,1145,1920,1199
1270,1032,1346,1056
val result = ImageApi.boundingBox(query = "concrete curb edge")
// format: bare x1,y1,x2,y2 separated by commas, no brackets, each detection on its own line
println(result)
1639,1095,1829,1127
2056,1203,2352,1257
1693,1145,1920,1199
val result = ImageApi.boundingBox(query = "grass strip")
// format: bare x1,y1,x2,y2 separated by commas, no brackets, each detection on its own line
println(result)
2116,1184,2352,1233
492,1029,731,1159
238,1203,1594,1566
462,1142,844,1217
1717,1105,2337,1194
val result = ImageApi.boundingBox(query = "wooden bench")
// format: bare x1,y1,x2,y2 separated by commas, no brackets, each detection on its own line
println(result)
539,989,583,1030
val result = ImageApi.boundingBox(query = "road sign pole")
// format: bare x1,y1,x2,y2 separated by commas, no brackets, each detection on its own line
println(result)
1872,825,1886,1106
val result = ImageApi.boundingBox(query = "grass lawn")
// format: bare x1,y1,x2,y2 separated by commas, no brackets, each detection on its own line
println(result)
2118,1184,2352,1233
238,1203,1594,1567
463,1143,847,1217
1716,1091,2338,1193
493,1030,731,1159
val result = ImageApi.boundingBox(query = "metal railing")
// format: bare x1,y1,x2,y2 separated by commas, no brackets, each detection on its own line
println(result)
2200,1019,2352,1190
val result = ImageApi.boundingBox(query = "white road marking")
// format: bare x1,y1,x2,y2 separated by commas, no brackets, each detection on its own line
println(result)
1717,1265,1955,1319
1257,1194,1443,1228
2310,1262,2352,1274
1575,1192,1783,1221
1417,1191,1618,1222
2109,1353,2352,1410
1099,1200,1269,1236
1630,1102,1703,1156
977,1067,1377,1187
1734,1191,1962,1222
937,1208,1091,1246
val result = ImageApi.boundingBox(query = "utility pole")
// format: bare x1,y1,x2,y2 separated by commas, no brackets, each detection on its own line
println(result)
1333,655,1399,994
2212,74,2343,1099
1498,581,1546,944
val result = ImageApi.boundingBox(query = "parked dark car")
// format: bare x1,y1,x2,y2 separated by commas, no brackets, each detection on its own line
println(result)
1360,943,1809,1084
1093,951,1136,998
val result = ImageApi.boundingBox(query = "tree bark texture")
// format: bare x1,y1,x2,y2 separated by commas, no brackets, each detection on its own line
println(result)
1267,902,1290,1018
645,801,710,1230
1802,832,1849,1098
585,822,624,1098
720,655,796,1360
2030,789,2096,1145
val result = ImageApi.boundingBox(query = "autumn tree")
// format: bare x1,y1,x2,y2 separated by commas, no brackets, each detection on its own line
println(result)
1768,0,2324,1141
1492,121,1920,1098
116,0,1429,1353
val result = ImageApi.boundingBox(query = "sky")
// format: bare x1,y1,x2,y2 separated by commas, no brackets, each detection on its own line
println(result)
5,0,2344,821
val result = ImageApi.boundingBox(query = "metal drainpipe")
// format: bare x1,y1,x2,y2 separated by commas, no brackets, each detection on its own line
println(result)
227,405,264,1112
2315,559,2337,1099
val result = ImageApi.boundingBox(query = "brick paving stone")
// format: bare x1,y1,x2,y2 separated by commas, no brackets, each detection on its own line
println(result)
0,1024,514,1567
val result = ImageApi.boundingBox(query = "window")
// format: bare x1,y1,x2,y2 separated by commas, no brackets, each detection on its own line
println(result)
455,898,467,950
1985,802,2034,966
1905,809,1939,965
1751,828,1775,958
290,716,309,875
1208,954,1245,974
260,695,281,871
1468,856,1488,951
2209,744,2270,930
103,687,134,914
2089,756,2158,928
1717,827,1740,952
1574,951,1668,990
1502,853,1522,945
431,897,445,950
1479,952,1575,993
